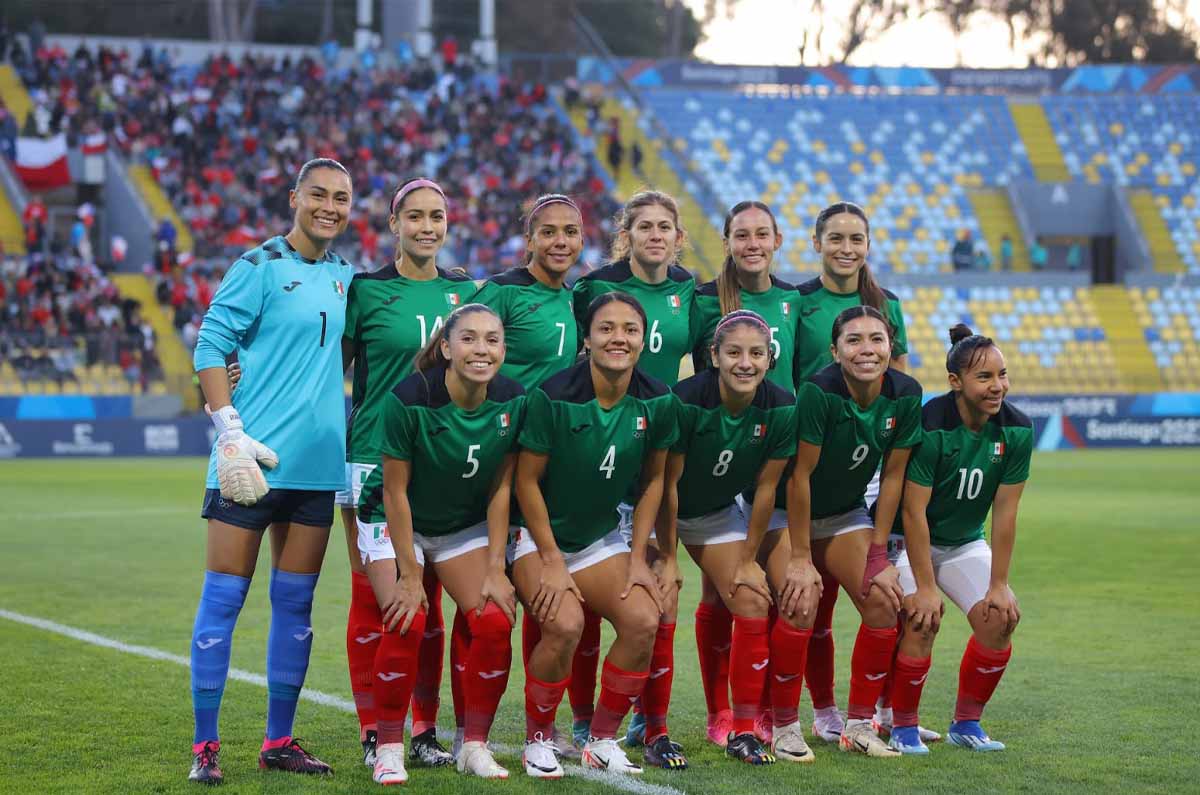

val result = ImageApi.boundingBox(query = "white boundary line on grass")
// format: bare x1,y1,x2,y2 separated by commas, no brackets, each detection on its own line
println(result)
0,608,687,795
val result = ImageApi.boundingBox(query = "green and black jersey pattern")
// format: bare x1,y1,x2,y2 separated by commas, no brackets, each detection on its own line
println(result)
519,360,679,553
672,369,796,520
572,259,697,385
905,392,1033,548
358,366,525,536
692,275,801,393
344,266,475,462
793,363,923,518
471,266,576,389
792,277,909,383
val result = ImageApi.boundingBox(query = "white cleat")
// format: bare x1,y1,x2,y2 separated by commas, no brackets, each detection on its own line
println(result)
523,733,564,779
839,719,900,758
457,740,509,779
874,707,942,743
812,706,846,743
582,737,643,775
373,742,409,785
771,721,815,763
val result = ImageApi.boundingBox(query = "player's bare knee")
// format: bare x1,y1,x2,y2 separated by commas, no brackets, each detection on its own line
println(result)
730,588,770,619
541,600,585,647
615,601,660,650
860,589,899,628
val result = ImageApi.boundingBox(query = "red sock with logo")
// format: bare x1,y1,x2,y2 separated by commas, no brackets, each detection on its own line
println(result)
450,608,471,730
642,622,676,742
890,653,932,728
590,660,649,740
346,571,381,738
729,616,769,735
463,603,513,742
805,574,839,710
568,608,602,724
373,610,427,745
769,620,813,728
847,623,899,720
410,571,444,735
955,637,1012,721
525,673,568,741
694,601,732,719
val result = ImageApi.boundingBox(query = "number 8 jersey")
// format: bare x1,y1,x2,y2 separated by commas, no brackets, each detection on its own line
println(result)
519,360,679,552
796,363,923,519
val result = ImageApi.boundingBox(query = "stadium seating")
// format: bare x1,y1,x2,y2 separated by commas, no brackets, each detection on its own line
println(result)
1128,285,1200,390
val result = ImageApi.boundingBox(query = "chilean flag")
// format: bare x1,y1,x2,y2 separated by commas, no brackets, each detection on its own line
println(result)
81,132,108,156
15,134,71,190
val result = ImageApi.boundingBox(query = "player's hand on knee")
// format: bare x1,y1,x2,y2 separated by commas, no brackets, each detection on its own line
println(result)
779,556,821,620
212,405,278,506
904,587,943,634
622,555,664,612
983,584,1019,636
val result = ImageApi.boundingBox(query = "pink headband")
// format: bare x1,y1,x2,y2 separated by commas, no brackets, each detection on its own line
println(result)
391,179,446,215
714,311,770,339
524,195,582,235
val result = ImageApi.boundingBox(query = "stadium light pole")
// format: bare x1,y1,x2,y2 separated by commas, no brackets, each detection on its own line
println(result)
477,0,498,69
355,0,372,52
415,0,434,59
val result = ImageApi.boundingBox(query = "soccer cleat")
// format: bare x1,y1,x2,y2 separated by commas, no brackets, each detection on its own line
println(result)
874,706,942,743
887,725,930,755
643,735,688,770
582,737,643,774
553,726,582,761
706,710,734,748
812,706,846,743
362,730,378,767
624,710,646,747
373,742,407,785
451,727,465,760
725,732,775,765
408,728,453,767
573,718,593,751
523,733,564,779
258,738,333,775
754,710,774,744
189,741,223,785
457,740,510,779
839,719,900,758
947,720,1006,752
771,721,815,763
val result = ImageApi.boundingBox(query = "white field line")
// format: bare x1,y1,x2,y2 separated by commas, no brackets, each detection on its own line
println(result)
0,608,687,795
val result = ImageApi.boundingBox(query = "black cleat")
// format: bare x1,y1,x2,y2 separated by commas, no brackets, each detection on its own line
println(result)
725,732,776,765
643,735,688,770
189,741,223,785
408,728,454,767
362,729,377,767
258,738,333,775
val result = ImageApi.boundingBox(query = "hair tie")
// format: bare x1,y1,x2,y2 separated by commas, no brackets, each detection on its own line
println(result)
714,311,769,338
524,196,581,235
391,178,445,215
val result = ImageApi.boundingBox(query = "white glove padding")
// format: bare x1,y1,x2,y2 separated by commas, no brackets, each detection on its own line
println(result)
212,406,279,506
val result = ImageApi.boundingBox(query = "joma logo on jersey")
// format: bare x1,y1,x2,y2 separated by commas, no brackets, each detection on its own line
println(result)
991,441,1005,463
633,415,646,438
331,280,345,299
446,293,461,307
497,412,510,437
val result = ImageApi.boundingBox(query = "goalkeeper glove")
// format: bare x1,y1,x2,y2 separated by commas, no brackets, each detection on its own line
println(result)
211,405,278,506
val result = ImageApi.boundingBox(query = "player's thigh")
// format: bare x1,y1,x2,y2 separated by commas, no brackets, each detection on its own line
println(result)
812,529,877,614
685,540,770,618
270,522,332,574
205,519,266,577
572,552,659,639
431,546,491,615
340,507,365,574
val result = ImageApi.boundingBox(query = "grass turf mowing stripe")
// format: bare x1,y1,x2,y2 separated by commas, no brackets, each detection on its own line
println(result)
0,607,687,795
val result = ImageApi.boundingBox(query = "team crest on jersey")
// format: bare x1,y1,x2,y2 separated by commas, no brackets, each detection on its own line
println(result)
781,302,790,316
634,415,646,438
497,412,511,437
991,441,1005,463
668,294,682,315
881,416,896,436
373,525,390,543
750,423,765,444
446,293,462,307
332,279,345,299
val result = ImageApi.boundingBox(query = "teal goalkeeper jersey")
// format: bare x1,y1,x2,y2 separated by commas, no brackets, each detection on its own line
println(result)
905,392,1033,548
471,266,577,389
195,236,353,490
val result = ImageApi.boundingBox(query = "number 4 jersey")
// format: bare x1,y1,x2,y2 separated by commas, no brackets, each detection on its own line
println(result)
905,392,1033,547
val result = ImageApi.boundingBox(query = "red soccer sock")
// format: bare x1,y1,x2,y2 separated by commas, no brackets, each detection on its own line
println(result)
805,574,839,710
373,610,427,746
847,623,899,720
729,616,769,735
890,653,932,728
463,602,513,742
694,601,733,718
525,673,568,740
450,607,471,730
769,620,813,728
758,606,778,719
955,637,1012,722
590,660,649,740
346,571,382,737
521,610,541,668
410,571,445,735
642,622,676,742
568,608,602,724
877,617,904,710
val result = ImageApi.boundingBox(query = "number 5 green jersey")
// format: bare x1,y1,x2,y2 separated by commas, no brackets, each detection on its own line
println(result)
519,360,679,552
572,259,697,385
358,365,526,536
470,266,577,389
795,364,923,519
692,275,801,393
344,266,475,463
905,392,1033,548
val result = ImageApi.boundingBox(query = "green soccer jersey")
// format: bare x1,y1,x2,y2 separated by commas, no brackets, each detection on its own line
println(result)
672,369,796,520
906,392,1033,548
358,366,526,536
794,363,923,518
471,266,577,389
792,277,909,383
344,265,475,462
573,260,697,385
692,275,801,393
519,360,678,553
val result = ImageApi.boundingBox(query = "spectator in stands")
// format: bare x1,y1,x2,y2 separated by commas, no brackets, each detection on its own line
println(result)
23,195,46,253
1030,240,1048,271
631,140,644,176
0,102,16,160
974,247,992,271
1000,234,1013,271
1066,241,1083,271
952,230,975,271
607,118,625,174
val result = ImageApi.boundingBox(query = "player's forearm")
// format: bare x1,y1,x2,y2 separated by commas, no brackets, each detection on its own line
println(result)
902,512,937,592
654,484,679,561
515,477,562,563
989,504,1018,588
785,473,814,561
485,479,512,572
873,452,909,546
630,473,665,559
197,367,232,413
381,488,421,575
742,480,777,563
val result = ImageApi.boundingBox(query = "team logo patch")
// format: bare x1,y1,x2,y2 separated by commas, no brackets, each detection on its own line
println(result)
331,279,345,299
497,412,510,437
991,441,1005,463
781,302,790,316
881,416,895,437
668,294,681,314
373,525,391,543
634,415,646,438
751,423,765,444
446,293,461,307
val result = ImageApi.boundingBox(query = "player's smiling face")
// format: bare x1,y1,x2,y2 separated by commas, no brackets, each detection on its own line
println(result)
832,315,891,384
390,188,447,265
443,309,505,386
527,204,583,277
952,344,1009,416
726,207,781,279
814,212,869,280
586,300,644,375
290,167,352,246
626,204,681,270
712,324,770,400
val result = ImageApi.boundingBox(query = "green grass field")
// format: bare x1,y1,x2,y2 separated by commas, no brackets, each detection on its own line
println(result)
1,450,1198,794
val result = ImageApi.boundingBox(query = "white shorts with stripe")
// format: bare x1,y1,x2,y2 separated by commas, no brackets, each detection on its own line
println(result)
895,538,994,615
356,518,493,567
507,526,630,574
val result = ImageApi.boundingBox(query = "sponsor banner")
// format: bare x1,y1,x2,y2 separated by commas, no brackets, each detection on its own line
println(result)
1048,416,1200,448
0,419,215,458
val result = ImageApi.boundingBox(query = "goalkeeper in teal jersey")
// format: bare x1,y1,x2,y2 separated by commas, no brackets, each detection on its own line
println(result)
352,304,525,784
884,324,1033,756
785,306,923,759
510,293,677,780
187,159,354,784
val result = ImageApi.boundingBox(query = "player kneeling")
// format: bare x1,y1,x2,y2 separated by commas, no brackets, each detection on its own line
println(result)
887,324,1032,755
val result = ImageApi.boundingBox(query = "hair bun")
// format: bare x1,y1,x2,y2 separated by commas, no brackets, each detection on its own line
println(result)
948,323,974,345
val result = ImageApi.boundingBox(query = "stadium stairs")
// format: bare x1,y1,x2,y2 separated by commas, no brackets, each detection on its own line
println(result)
1128,190,1185,273
969,189,1030,272
1090,284,1164,391
126,164,195,254
0,65,32,128
567,97,724,280
0,66,30,255
1008,100,1071,183
110,273,200,409
0,160,26,255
